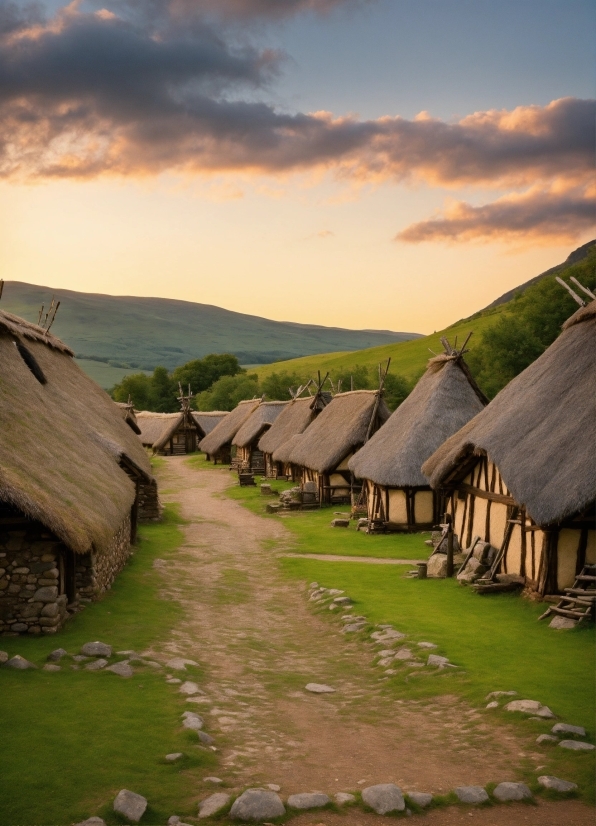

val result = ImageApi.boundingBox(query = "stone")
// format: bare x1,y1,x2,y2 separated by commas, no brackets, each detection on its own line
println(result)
333,596,353,605
229,789,285,821
287,792,331,810
113,789,148,822
505,699,555,718
43,663,61,672
5,654,37,669
0,650,8,664
197,730,215,745
72,655,90,662
537,734,558,744
454,786,489,804
166,657,198,670
331,519,350,528
81,641,112,658
266,784,281,792
407,792,432,808
47,648,67,661
179,681,201,695
198,792,231,819
486,701,499,709
417,642,437,649
371,629,405,641
558,740,595,751
182,712,204,730
335,792,356,805
74,818,106,826
537,775,578,793
32,586,58,602
427,654,449,667
166,678,182,685
305,683,335,694
41,602,60,618
486,691,517,700
362,784,405,814
493,782,532,802
549,616,576,630
552,723,586,737
105,662,134,678
85,658,108,671
394,647,414,660
165,752,184,762
11,623,28,633
457,556,487,583
204,776,223,784
426,554,448,578
343,623,366,633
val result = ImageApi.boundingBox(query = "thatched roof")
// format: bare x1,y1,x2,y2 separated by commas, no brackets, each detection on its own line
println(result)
349,355,486,487
233,401,288,448
273,432,304,465
114,402,141,435
135,410,195,451
199,399,261,454
422,301,596,527
288,390,391,473
192,411,229,438
258,397,318,456
0,310,154,555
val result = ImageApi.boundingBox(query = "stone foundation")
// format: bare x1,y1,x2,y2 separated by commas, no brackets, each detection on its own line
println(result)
138,479,162,522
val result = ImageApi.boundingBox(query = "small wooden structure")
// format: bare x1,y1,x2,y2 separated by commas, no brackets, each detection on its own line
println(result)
114,399,141,435
0,307,158,634
199,398,261,465
136,410,198,455
288,388,391,504
232,401,288,475
423,300,596,596
349,339,487,532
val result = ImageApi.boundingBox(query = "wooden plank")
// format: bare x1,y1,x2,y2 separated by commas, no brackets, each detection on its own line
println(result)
549,606,593,619
564,587,596,596
458,483,516,506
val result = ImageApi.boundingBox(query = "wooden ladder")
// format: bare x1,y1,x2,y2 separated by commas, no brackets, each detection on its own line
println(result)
539,563,596,625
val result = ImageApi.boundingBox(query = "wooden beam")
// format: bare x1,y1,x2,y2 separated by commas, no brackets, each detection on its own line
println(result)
458,483,516,506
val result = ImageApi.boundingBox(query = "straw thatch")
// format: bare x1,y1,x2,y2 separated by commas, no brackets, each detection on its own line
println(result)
349,355,486,487
192,411,229,439
136,411,188,451
288,390,391,473
422,300,596,527
114,401,141,435
233,401,288,448
273,432,304,465
0,310,154,555
199,399,261,455
258,396,319,457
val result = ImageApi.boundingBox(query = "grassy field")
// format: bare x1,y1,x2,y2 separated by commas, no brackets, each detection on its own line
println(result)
224,476,595,803
0,505,214,826
253,305,505,383
76,358,151,389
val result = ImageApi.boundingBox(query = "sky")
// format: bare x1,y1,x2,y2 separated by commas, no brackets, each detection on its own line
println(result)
0,0,594,335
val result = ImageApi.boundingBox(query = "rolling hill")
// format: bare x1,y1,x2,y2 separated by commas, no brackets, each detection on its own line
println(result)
0,283,421,383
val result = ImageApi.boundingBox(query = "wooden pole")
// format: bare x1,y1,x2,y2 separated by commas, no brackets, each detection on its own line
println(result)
445,513,454,578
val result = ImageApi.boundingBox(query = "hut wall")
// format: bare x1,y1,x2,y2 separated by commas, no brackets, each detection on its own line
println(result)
587,531,596,564
557,529,582,590
84,513,133,595
138,479,161,522
414,491,434,524
388,489,408,523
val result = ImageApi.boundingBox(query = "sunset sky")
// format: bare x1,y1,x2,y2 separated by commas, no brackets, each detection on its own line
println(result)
1,0,594,334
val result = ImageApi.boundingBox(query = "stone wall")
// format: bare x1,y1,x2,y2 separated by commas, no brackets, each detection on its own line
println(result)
77,513,133,597
138,479,161,522
0,520,68,635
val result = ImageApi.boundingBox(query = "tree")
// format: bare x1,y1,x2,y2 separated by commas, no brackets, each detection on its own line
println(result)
172,354,243,395
331,364,372,392
261,371,310,400
111,372,152,409
149,366,177,412
195,374,260,411
383,373,411,410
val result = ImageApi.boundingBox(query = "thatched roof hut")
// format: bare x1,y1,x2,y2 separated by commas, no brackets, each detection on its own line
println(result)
231,401,288,474
192,411,229,440
199,398,261,462
114,401,141,435
422,301,596,593
349,351,486,530
288,390,391,503
258,393,331,479
0,308,158,632
136,410,197,455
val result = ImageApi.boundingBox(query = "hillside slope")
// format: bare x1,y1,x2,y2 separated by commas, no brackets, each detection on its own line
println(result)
0,282,421,372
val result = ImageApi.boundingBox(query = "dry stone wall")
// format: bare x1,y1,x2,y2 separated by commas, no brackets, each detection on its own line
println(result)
89,514,133,594
138,480,161,522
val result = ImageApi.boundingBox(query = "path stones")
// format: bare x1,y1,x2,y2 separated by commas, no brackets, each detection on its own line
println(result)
552,723,586,737
559,740,595,751
113,789,147,823
335,792,356,805
455,786,489,804
362,784,405,814
106,662,133,678
305,683,335,694
165,753,184,762
407,792,432,808
371,629,405,642
229,789,285,821
5,654,36,669
204,776,223,784
417,642,437,649
182,711,204,731
343,623,366,633
179,681,201,695
537,775,578,793
504,699,554,718
81,641,112,657
287,792,330,810
427,654,449,667
43,663,61,672
166,657,198,670
394,647,414,661
333,596,353,606
486,691,517,700
266,784,281,792
74,818,106,826
537,734,558,744
486,701,499,709
197,730,215,745
549,616,576,629
493,782,532,802
85,658,108,671
47,648,67,661
198,792,231,819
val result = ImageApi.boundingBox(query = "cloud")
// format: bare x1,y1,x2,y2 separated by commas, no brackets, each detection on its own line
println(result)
316,229,334,237
170,0,367,19
395,186,596,245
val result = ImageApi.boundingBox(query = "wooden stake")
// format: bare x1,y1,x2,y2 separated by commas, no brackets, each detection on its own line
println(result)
570,276,596,300
556,276,585,307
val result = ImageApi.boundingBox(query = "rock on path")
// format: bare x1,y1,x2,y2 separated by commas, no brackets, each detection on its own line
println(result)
335,792,356,805
305,683,335,694
287,792,331,809
229,789,285,822
493,782,532,801
113,789,147,823
198,792,231,819
361,784,405,814
455,785,489,804
407,791,433,808
504,699,554,718
559,740,595,751
537,776,578,793
81,641,112,657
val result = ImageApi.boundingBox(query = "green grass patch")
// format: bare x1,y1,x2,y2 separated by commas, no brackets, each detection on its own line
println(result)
0,505,215,824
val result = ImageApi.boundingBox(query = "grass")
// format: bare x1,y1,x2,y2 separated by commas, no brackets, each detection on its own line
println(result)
222,478,595,804
0,505,214,825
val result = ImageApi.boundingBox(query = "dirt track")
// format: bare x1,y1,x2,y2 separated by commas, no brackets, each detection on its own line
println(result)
151,457,592,825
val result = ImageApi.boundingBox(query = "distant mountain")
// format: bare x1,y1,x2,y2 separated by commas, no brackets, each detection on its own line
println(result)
0,282,422,371
482,240,596,310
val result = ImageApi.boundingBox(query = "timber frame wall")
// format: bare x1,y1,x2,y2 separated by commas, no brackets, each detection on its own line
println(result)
367,481,441,532
445,451,596,594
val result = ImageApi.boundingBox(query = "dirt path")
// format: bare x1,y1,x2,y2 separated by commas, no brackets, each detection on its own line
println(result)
151,458,590,824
